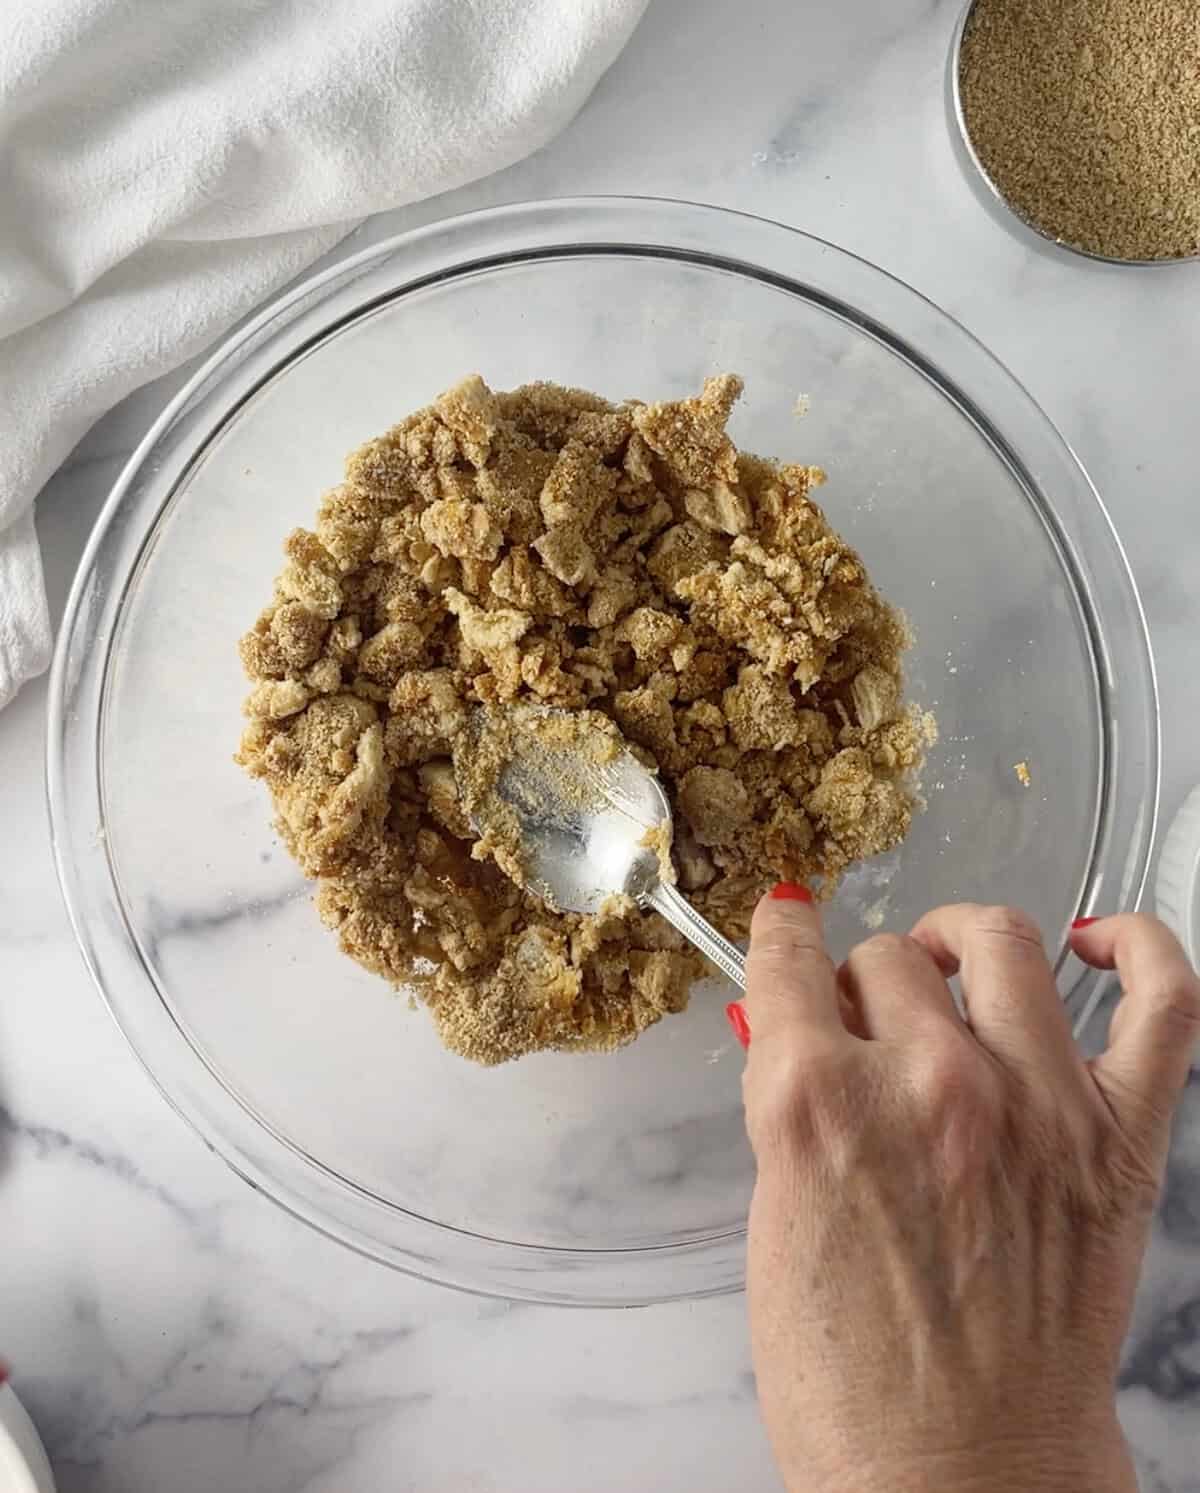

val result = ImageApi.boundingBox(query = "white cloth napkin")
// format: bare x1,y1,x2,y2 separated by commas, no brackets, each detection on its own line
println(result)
0,0,648,710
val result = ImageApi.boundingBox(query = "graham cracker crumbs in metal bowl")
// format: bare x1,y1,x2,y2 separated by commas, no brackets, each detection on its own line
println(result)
235,375,933,1064
959,0,1200,262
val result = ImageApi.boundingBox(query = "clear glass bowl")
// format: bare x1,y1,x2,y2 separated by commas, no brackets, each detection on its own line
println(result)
48,197,1159,1305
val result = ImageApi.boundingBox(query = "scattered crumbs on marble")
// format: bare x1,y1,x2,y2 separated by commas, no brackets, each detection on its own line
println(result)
705,1046,727,1065
1014,760,1032,788
751,148,802,167
793,393,810,418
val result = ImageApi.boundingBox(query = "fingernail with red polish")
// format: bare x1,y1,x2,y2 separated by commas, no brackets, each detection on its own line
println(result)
725,1001,751,1049
770,882,813,904
1072,916,1100,930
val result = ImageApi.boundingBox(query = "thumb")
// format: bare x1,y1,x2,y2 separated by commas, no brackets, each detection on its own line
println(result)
743,884,844,1050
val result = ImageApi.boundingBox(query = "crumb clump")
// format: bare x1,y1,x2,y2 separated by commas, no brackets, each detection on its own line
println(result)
959,0,1200,262
1014,760,1032,788
236,374,933,1064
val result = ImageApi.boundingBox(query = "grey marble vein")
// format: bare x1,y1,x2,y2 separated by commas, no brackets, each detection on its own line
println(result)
0,1105,218,1244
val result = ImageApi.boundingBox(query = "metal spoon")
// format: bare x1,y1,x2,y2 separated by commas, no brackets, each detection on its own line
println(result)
455,705,746,989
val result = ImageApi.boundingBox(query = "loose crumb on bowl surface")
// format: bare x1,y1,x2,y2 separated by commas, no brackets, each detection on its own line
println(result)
236,375,935,1064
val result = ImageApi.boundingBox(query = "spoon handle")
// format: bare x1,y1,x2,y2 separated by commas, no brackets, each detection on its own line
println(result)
645,882,746,991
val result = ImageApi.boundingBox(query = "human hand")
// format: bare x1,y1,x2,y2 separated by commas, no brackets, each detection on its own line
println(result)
736,892,1200,1493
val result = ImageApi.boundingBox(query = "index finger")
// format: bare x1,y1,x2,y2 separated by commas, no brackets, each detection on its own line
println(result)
744,885,846,1050
1075,914,1200,1147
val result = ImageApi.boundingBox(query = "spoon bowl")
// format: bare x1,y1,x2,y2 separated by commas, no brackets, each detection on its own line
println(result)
455,704,748,988
456,704,670,916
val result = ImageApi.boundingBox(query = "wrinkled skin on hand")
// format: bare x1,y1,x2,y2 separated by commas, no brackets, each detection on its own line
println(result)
738,896,1200,1493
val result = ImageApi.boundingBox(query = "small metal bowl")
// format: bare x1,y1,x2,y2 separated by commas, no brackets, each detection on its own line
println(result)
947,0,1200,268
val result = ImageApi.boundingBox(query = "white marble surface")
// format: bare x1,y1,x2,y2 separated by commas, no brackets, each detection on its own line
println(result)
3,0,1199,1488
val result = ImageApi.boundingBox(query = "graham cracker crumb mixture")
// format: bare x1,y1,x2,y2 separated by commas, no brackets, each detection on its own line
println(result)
960,0,1200,262
236,375,933,1064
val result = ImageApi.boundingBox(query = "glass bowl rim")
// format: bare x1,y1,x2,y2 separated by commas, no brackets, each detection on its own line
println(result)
46,194,1160,1306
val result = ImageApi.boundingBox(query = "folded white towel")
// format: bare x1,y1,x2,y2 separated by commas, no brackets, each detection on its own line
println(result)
0,0,648,709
